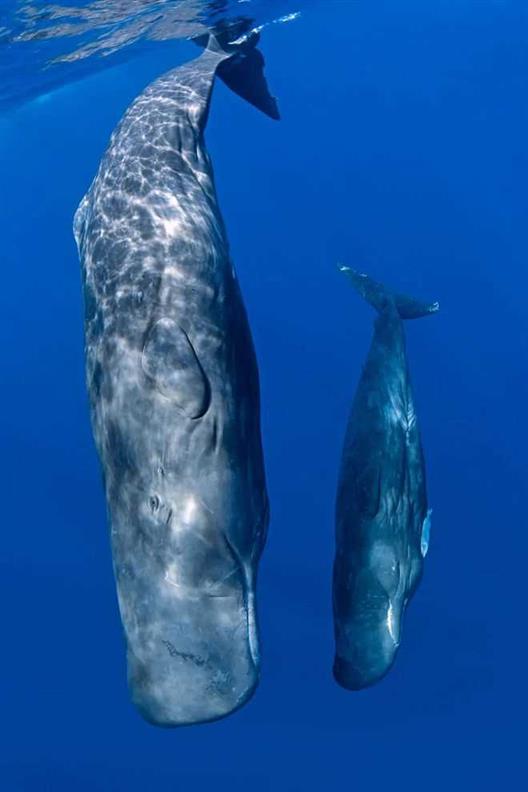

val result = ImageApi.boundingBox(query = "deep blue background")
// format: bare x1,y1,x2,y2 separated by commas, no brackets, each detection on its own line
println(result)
1,1,527,789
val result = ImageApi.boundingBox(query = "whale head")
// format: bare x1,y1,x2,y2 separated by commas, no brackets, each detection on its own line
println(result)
107,475,264,726
333,529,424,690
97,384,267,727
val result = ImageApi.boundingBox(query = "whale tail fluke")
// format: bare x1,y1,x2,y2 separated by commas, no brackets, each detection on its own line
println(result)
338,265,439,319
216,36,280,120
195,23,280,120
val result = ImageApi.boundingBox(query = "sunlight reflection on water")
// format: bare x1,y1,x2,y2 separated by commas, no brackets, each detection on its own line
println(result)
0,0,305,111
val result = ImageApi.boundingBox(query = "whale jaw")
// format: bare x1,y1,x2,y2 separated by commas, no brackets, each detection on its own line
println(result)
125,589,261,727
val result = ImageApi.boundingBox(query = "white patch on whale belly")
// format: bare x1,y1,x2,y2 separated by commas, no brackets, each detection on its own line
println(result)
181,495,198,527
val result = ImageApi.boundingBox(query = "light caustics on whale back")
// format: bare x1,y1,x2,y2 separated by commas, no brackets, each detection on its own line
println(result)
74,31,277,726
333,266,438,691
0,0,304,112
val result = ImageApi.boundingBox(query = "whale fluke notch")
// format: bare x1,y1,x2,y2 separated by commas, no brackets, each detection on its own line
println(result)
338,265,439,319
194,24,280,120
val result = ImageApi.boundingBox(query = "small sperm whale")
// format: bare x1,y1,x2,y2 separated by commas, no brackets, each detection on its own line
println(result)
73,31,278,726
333,267,438,690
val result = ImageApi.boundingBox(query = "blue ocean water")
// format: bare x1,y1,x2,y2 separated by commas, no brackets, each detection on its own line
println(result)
1,0,527,788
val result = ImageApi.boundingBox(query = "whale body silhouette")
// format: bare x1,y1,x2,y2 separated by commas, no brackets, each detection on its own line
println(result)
333,267,437,690
74,32,278,726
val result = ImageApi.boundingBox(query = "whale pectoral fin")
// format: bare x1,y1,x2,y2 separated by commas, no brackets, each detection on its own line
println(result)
421,509,432,557
141,319,210,419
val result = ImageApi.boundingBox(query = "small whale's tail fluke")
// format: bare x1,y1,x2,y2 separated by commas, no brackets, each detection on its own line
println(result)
195,23,280,120
338,265,439,319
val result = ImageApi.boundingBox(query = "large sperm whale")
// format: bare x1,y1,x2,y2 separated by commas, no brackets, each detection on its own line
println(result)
73,31,278,726
333,267,437,690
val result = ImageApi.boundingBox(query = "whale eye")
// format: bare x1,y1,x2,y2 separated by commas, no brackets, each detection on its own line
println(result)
149,495,160,513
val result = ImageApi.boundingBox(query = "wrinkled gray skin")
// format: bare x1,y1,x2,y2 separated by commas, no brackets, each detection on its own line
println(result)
333,268,437,690
73,36,276,726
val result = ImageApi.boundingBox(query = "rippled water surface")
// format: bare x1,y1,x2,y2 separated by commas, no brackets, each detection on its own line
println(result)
0,0,305,110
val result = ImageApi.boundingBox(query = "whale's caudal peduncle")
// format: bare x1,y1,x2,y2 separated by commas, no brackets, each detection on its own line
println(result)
333,267,437,690
74,30,278,726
